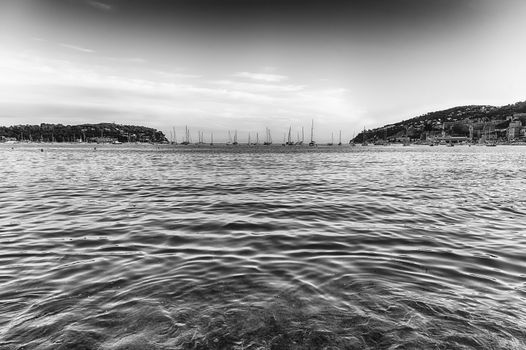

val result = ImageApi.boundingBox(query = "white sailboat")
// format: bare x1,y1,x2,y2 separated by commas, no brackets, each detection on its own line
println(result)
181,126,190,145
172,127,177,145
264,128,272,145
296,127,304,145
286,126,294,146
308,120,316,146
327,132,334,146
196,131,204,145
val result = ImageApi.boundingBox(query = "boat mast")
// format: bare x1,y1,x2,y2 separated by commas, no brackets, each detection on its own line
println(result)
264,128,272,145
309,119,315,146
181,125,190,145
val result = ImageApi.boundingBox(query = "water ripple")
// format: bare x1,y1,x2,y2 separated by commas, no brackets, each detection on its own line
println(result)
0,144,525,349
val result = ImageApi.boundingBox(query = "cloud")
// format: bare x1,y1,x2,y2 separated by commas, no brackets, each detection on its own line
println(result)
59,43,95,53
234,72,289,82
0,53,276,105
86,0,113,12
102,56,147,64
0,52,358,140
150,70,203,80
211,80,305,93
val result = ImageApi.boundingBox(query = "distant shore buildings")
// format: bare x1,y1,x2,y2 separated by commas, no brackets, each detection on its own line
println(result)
360,109,526,145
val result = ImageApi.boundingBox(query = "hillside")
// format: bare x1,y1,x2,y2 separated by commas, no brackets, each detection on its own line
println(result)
355,100,526,143
0,123,167,143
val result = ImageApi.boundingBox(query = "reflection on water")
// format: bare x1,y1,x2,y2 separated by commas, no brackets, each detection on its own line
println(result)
0,144,525,349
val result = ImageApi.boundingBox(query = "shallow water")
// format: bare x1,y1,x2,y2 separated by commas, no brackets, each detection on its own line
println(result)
0,143,525,349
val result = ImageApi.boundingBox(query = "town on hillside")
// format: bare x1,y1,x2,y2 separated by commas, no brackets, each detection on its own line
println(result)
356,102,526,145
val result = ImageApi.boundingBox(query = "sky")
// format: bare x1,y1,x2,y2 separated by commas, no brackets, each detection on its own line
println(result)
1,0,525,142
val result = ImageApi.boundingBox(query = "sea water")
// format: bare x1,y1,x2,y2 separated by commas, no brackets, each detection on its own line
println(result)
0,144,525,349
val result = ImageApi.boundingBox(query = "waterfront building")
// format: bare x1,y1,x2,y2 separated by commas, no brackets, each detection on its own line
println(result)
508,120,522,141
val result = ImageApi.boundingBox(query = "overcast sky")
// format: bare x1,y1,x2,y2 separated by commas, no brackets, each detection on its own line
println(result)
1,0,525,142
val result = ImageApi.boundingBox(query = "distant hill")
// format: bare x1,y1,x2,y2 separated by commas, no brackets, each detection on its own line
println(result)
354,100,526,143
0,123,167,143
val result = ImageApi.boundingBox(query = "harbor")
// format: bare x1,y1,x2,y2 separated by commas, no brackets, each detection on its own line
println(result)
2,0,526,348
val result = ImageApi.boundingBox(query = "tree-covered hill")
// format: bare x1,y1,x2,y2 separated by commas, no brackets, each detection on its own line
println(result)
0,123,167,143
354,100,526,143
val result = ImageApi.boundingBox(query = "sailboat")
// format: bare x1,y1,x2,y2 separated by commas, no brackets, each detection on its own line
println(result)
308,120,316,146
196,131,204,145
210,132,214,146
286,126,294,146
172,127,177,145
338,130,342,146
263,128,272,145
181,126,190,145
226,130,232,145
296,127,304,145
327,132,334,146
233,130,238,145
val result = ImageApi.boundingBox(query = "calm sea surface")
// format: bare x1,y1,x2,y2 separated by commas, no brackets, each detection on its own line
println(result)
0,144,525,350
